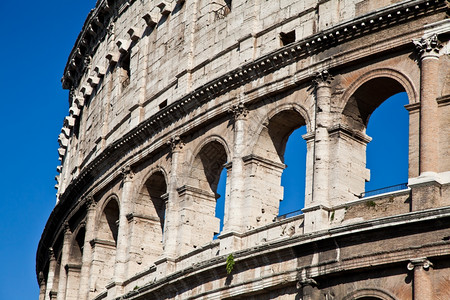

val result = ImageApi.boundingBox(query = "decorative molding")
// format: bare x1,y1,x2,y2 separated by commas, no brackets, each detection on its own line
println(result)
314,69,333,86
413,34,443,58
228,102,248,120
407,257,433,270
167,135,184,152
121,165,134,181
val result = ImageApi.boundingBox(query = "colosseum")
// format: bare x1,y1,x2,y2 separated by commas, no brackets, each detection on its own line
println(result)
36,0,450,299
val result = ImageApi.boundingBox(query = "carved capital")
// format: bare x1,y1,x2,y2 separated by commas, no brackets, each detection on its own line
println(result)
85,195,96,210
121,165,134,181
314,69,333,86
167,135,184,153
413,34,442,59
48,247,55,260
407,258,433,271
229,102,248,120
63,222,71,234
296,277,318,289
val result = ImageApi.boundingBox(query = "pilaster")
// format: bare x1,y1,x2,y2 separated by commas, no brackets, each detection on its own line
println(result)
78,196,96,300
304,70,333,233
413,34,442,175
44,248,57,300
407,258,434,300
112,166,134,295
409,34,443,211
164,136,184,258
56,223,72,300
223,102,247,234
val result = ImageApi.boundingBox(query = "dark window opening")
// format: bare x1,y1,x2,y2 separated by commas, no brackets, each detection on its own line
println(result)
159,100,167,109
280,30,296,46
119,52,130,89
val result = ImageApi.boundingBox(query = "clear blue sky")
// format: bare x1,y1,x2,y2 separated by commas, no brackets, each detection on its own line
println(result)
0,1,408,299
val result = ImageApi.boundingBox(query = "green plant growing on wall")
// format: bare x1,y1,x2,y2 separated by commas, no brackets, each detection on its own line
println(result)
226,254,235,274
366,200,376,208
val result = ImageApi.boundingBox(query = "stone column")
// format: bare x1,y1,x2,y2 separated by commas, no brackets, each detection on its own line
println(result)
409,34,443,210
39,272,46,300
113,166,134,293
78,196,96,300
56,223,72,300
407,258,434,300
304,71,333,232
164,136,184,258
224,102,247,234
413,34,442,175
44,248,57,300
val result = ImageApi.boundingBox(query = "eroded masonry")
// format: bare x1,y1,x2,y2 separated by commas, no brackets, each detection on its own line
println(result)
37,0,450,299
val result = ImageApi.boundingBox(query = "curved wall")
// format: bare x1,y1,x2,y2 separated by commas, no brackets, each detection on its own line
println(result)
38,0,450,299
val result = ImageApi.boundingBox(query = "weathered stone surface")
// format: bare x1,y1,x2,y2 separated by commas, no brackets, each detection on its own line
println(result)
38,0,449,299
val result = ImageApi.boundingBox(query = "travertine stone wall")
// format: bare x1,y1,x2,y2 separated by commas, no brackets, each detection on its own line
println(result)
39,0,450,299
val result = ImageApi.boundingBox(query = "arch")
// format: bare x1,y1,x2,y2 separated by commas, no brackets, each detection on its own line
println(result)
342,288,398,300
69,225,85,264
335,69,412,199
131,168,168,267
65,225,86,300
246,106,308,225
190,135,231,169
189,136,230,195
96,195,120,244
90,195,119,293
180,138,229,246
341,68,417,131
253,107,308,164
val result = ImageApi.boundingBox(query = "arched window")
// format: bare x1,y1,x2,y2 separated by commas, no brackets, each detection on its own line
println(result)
91,198,119,294
65,227,85,300
250,108,308,225
365,92,408,193
131,171,167,268
341,76,411,199
214,167,227,239
279,126,307,217
182,140,228,247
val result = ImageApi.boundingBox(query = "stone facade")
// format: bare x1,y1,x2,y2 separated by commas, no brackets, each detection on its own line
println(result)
37,0,450,299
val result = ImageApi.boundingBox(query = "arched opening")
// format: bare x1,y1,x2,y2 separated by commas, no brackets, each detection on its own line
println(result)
131,171,168,268
250,109,307,224
183,140,228,246
342,77,409,198
279,126,307,216
65,227,85,300
98,200,119,244
91,198,119,294
214,167,227,239
365,92,409,193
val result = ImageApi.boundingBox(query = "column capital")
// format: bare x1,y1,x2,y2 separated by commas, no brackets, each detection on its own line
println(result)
48,247,56,260
63,222,71,234
167,135,184,153
413,34,442,59
314,69,333,87
121,165,134,181
84,195,96,210
407,258,433,271
228,102,248,120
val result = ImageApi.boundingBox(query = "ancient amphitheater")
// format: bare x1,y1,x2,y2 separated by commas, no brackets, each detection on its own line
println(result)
36,0,450,299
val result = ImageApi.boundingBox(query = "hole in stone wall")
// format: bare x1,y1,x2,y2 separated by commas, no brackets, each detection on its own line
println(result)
280,30,296,46
365,92,408,192
279,126,307,216
119,52,131,89
159,100,167,109
214,167,227,239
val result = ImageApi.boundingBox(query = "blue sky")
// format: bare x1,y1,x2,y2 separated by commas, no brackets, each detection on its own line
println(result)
0,1,408,299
